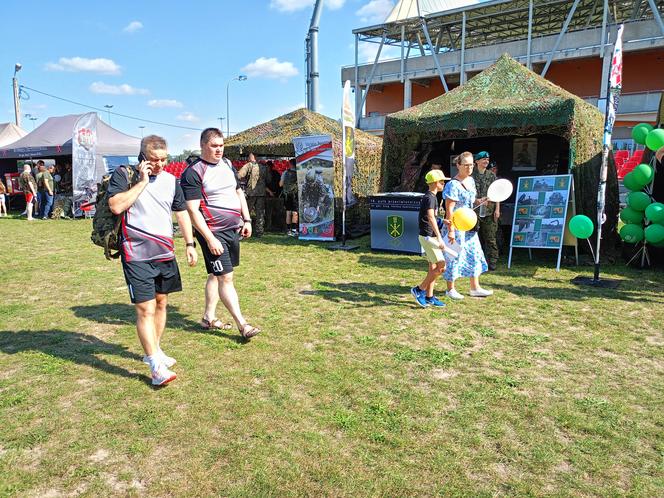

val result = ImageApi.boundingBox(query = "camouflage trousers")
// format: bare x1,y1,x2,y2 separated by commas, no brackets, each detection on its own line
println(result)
477,215,499,267
246,196,266,237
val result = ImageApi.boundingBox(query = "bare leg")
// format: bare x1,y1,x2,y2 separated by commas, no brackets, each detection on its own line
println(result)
217,272,246,328
423,262,446,297
135,299,157,356
154,293,168,349
447,280,455,291
204,273,219,320
26,200,34,220
469,276,480,291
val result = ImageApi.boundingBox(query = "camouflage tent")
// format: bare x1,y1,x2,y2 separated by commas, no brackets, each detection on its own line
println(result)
383,54,618,245
225,108,383,229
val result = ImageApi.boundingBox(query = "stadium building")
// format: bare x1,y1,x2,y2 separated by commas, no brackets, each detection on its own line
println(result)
342,0,664,147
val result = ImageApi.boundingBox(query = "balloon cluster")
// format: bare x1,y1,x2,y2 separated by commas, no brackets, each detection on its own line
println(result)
617,123,664,247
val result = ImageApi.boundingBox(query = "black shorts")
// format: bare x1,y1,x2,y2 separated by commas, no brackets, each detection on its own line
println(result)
284,193,298,211
122,258,182,304
196,229,240,276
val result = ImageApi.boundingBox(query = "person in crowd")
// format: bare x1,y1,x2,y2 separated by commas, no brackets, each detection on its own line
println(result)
442,151,492,299
237,152,274,237
36,161,54,219
180,128,260,339
279,158,299,236
471,151,500,271
108,135,198,386
60,163,73,194
411,169,450,308
18,164,37,221
49,164,60,194
0,178,7,217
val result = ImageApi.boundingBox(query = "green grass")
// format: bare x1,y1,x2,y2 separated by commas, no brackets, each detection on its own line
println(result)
0,216,663,496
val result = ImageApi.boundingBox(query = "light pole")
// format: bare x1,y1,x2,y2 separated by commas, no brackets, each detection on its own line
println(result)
104,104,114,125
139,125,146,138
24,113,38,130
218,116,225,131
13,63,22,127
226,75,247,137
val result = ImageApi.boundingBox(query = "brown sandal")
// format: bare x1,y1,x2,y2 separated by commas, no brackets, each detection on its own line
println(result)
200,317,233,330
239,323,261,339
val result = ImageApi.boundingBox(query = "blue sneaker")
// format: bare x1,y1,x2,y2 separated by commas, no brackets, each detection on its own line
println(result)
426,296,446,308
411,286,429,307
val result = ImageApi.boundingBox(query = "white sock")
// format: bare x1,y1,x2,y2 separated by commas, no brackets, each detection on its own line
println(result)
145,354,160,370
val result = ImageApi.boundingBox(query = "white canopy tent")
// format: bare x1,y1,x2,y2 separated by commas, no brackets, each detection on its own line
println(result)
0,122,27,148
384,0,480,22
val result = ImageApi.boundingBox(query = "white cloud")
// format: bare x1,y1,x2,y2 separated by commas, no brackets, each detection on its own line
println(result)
356,0,394,24
147,99,183,108
358,42,400,63
123,21,143,33
176,112,200,123
89,82,149,95
45,57,121,75
241,57,298,80
270,0,345,12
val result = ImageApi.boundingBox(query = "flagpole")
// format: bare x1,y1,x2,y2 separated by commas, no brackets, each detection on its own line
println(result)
593,24,623,282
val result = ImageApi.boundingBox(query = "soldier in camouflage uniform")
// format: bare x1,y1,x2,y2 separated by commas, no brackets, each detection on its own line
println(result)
471,151,500,270
238,153,273,237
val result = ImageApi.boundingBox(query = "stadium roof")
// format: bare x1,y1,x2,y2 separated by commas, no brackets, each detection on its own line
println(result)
354,0,663,52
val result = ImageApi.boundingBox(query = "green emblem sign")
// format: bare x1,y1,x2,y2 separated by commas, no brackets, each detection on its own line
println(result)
388,215,404,238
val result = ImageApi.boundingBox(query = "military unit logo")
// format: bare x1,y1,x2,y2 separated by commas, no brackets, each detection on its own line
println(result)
388,215,404,238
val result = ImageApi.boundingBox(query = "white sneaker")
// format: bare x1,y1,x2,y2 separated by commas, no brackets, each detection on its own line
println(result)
470,288,493,297
446,289,464,300
151,364,177,386
159,351,177,368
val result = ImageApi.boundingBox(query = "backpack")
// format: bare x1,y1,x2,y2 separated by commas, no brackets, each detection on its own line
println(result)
282,168,298,195
91,166,137,260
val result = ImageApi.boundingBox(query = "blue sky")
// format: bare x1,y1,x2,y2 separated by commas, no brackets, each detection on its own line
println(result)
1,0,402,154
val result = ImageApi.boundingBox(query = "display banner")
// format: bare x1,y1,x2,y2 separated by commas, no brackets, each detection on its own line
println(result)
72,112,98,216
508,174,573,271
342,80,356,208
292,135,335,241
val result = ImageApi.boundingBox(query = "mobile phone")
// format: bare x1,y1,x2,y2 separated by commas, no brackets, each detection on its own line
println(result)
138,152,147,163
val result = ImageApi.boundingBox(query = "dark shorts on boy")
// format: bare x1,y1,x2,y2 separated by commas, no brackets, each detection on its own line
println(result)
122,258,182,304
195,229,240,276
284,193,298,211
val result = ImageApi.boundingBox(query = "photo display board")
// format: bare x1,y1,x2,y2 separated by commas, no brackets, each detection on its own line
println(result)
508,174,573,271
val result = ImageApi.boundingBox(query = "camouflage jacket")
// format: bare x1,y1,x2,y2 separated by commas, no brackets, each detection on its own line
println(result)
238,161,269,196
472,168,497,216
19,171,37,193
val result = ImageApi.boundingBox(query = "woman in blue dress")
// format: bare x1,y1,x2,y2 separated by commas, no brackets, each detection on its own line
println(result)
442,151,493,299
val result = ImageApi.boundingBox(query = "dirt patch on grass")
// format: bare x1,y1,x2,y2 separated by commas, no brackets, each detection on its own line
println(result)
89,448,109,463
431,369,458,381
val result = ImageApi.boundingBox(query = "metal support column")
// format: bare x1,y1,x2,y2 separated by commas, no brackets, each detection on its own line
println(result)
460,11,467,84
526,0,533,69
541,0,582,77
354,33,361,126
404,77,412,110
600,0,608,59
357,30,386,127
400,25,405,83
420,18,449,92
647,0,664,36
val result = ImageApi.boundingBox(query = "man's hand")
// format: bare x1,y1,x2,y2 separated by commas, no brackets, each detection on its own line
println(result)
137,161,152,183
207,236,224,256
241,221,252,239
493,209,501,222
185,246,198,267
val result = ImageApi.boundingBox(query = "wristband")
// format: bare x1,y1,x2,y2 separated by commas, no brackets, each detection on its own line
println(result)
185,242,196,248
243,219,252,223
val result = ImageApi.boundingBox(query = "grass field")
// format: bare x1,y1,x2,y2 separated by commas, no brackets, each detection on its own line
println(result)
0,217,663,497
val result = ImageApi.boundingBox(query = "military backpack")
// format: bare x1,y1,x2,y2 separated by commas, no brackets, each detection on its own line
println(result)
91,165,137,260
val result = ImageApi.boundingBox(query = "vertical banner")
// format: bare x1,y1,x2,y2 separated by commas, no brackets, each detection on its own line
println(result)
594,24,623,279
292,135,335,241
342,80,356,208
72,112,98,216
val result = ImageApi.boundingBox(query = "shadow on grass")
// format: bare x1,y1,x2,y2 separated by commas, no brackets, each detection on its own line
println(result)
70,303,245,344
0,329,150,384
301,281,408,307
490,281,663,303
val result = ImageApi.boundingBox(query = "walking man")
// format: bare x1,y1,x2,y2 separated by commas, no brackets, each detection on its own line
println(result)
18,164,37,221
36,161,54,219
472,151,500,270
180,128,260,339
108,135,198,386
279,158,299,236
238,152,273,237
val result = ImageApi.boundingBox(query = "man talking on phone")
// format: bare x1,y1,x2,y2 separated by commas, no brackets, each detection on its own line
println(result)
180,128,260,339
108,135,198,386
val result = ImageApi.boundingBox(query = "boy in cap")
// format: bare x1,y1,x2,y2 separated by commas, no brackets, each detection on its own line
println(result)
411,169,450,307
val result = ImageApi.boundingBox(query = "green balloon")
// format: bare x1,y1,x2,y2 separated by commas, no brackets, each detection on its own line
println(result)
652,239,664,248
632,123,654,145
626,191,651,211
623,172,643,192
645,224,664,244
645,202,664,223
568,215,594,239
645,128,664,151
620,207,644,224
631,163,654,186
620,223,644,243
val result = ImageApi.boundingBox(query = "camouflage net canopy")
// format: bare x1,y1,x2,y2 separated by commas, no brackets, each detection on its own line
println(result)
383,54,619,245
225,108,384,230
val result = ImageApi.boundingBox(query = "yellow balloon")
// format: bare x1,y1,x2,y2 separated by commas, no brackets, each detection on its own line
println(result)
452,207,478,231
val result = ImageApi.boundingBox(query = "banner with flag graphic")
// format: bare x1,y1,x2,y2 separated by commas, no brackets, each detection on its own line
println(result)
342,80,356,208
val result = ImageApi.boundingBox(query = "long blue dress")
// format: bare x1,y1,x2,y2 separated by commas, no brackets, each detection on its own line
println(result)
442,178,488,281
